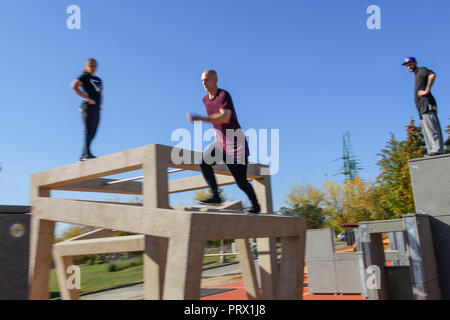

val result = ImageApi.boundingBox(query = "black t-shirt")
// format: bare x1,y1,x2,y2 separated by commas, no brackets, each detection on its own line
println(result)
77,72,103,106
414,67,437,114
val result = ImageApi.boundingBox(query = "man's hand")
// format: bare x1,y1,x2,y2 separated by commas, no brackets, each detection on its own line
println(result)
186,113,201,123
86,98,96,105
417,90,429,97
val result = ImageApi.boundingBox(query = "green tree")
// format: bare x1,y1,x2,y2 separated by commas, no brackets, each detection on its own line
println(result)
55,225,94,243
281,183,328,229
286,183,326,208
376,120,426,218
280,204,327,229
282,180,384,232
321,176,385,232
445,124,450,154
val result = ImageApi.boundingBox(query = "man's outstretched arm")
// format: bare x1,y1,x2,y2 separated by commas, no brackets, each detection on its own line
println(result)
187,108,231,125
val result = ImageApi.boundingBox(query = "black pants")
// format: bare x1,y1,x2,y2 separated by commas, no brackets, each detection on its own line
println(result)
80,104,100,157
200,144,259,208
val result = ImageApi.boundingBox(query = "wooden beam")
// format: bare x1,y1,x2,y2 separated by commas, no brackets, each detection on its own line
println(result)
32,198,146,234
54,235,144,256
52,178,142,195
51,174,241,195
32,145,149,188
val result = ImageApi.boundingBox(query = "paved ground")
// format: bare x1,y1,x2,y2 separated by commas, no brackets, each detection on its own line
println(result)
81,263,243,300
80,260,365,300
80,246,363,300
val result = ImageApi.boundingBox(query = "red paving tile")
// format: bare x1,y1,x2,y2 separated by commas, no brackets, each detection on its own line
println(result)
201,276,366,300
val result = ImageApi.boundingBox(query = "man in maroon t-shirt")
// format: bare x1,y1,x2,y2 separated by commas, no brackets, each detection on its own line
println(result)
187,70,260,214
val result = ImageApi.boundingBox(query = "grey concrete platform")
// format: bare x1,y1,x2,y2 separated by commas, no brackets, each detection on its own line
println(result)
409,154,450,299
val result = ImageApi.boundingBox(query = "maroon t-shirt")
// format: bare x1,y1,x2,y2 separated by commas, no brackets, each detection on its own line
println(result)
202,89,249,159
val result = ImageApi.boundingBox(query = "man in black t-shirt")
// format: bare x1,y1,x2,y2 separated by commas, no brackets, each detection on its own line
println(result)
71,58,103,161
403,57,444,156
77,72,103,107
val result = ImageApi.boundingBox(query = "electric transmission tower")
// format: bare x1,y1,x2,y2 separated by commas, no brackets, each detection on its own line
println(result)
334,132,361,180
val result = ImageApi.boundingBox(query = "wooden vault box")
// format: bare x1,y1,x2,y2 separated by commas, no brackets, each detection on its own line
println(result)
29,144,306,300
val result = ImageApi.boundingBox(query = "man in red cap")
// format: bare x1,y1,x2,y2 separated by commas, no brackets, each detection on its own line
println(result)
403,57,444,156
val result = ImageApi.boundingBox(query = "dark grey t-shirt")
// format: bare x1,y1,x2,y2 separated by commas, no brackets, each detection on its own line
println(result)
414,67,437,114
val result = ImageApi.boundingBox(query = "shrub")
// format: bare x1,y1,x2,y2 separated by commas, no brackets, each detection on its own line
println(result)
94,255,104,265
107,257,143,272
107,263,117,272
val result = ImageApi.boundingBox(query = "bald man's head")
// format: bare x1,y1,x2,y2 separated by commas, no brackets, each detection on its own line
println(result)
201,70,219,93
203,70,218,79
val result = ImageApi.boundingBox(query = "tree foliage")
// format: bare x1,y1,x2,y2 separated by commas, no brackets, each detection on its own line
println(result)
282,120,428,232
375,120,425,218
445,124,450,154
194,188,227,202
54,225,94,243
279,204,326,230
281,178,383,232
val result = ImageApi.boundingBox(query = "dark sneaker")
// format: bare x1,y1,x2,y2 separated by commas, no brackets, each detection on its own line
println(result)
79,156,88,162
87,154,97,159
199,195,222,205
246,204,261,214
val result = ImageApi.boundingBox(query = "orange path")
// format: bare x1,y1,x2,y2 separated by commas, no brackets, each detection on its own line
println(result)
201,274,366,300
201,246,369,300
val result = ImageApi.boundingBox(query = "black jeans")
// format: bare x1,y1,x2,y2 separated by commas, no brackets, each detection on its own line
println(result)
80,104,100,157
200,144,259,208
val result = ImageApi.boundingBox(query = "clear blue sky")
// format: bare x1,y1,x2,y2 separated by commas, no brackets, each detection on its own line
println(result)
1,1,449,235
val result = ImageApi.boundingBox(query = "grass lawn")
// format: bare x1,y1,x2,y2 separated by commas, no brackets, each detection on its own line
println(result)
49,253,238,299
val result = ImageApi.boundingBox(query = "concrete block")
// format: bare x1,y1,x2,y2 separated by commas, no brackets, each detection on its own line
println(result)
428,216,450,274
306,229,362,295
360,214,441,300
409,154,450,217
404,215,441,299
0,210,30,300
305,229,334,261
306,260,337,294
385,267,414,300
335,257,362,294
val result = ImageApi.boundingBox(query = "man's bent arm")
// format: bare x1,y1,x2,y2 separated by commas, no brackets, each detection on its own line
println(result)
425,73,436,94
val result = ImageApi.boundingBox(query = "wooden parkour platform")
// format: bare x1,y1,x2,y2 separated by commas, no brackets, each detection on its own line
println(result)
29,144,306,300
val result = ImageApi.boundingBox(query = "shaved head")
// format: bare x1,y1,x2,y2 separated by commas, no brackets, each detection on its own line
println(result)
201,70,219,94
203,69,218,79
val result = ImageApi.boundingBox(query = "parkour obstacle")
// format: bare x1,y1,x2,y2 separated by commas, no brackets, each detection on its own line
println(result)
305,153,450,300
1,146,448,300
409,153,450,299
28,144,307,300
